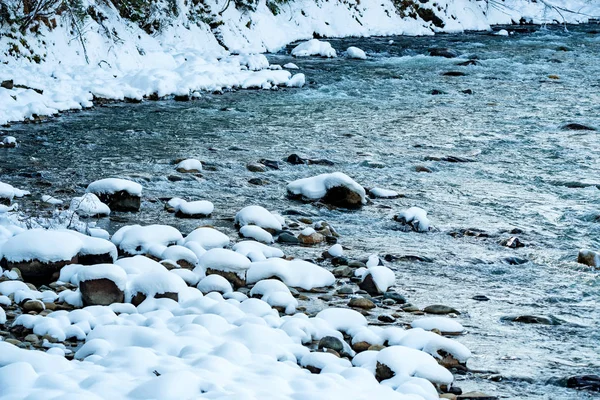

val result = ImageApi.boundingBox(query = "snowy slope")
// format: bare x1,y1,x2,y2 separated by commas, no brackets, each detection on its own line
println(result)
0,0,598,125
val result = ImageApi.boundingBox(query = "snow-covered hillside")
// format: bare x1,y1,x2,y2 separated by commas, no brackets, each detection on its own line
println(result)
0,0,598,125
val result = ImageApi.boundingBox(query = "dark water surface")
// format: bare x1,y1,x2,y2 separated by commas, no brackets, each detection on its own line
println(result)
2,24,600,399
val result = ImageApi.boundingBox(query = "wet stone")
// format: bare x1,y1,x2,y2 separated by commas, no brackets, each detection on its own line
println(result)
424,304,460,315
277,232,299,244
500,236,524,248
336,286,354,295
377,314,395,323
318,336,344,353
472,295,490,301
348,297,375,309
383,291,407,304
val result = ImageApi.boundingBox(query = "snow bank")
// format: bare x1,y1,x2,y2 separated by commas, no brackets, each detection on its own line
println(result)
292,39,337,58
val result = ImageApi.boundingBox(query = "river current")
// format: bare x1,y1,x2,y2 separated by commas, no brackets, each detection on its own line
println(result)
1,24,599,399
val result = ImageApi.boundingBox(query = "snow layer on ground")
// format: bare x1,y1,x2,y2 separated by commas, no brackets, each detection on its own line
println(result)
86,178,143,196
287,172,366,204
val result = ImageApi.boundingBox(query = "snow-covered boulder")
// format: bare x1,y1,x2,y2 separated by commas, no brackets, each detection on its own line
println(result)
86,178,142,212
127,271,187,306
287,73,306,88
111,225,183,255
0,182,29,205
197,274,233,295
287,172,366,209
394,207,431,232
0,229,82,283
161,245,199,268
174,200,214,218
70,193,110,217
578,249,599,268
292,39,337,58
234,205,283,232
247,258,335,290
64,230,118,265
368,188,401,199
347,47,367,59
298,227,324,245
239,225,274,244
411,317,465,335
2,136,17,148
357,266,395,296
232,241,284,260
184,227,229,249
176,159,202,173
249,279,297,314
198,248,251,288
77,264,127,306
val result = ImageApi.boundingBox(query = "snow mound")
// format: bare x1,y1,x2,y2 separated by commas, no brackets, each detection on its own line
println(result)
176,200,214,217
111,225,183,255
86,178,143,196
248,258,334,290
292,39,337,58
316,308,368,333
232,240,284,259
374,345,454,385
127,271,187,301
287,73,306,88
70,193,110,217
235,205,283,231
369,188,399,198
347,46,367,59
161,245,199,267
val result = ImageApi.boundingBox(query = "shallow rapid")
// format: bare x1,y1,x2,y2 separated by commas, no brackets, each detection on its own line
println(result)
2,24,600,399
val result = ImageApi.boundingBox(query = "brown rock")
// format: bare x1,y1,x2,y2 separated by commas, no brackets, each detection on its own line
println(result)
80,278,125,306
22,300,45,313
130,291,179,307
95,190,141,212
375,361,394,382
24,334,40,344
205,269,246,289
358,273,382,296
348,297,376,309
352,341,371,353
577,249,599,267
5,256,78,286
298,231,325,245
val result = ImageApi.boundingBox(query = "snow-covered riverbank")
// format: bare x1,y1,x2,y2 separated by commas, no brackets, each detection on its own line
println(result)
1,0,599,126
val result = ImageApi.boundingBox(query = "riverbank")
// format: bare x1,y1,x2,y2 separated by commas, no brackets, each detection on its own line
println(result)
1,0,599,126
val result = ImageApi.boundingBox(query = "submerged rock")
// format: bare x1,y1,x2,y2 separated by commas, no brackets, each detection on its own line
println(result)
577,249,599,267
429,48,460,58
560,123,596,131
565,375,600,392
424,305,460,315
500,237,524,248
501,315,557,325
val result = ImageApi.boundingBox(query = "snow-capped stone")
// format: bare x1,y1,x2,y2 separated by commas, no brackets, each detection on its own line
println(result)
232,241,284,260
1,229,82,283
2,136,17,147
327,244,344,257
298,227,324,245
197,275,233,295
176,159,202,173
578,249,599,267
239,225,274,244
347,46,367,59
235,205,283,232
283,63,299,70
41,195,63,205
184,227,230,249
161,245,199,268
0,182,16,205
247,258,334,290
175,200,214,218
287,172,366,209
368,188,400,199
77,264,127,306
86,178,142,212
70,193,110,217
64,230,117,265
198,248,251,288
411,317,465,335
111,225,183,255
127,271,187,305
394,207,431,232
287,73,306,88
292,39,337,58
358,266,395,295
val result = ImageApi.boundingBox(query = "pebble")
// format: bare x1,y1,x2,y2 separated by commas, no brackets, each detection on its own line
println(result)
401,304,420,312
352,341,371,352
277,232,299,244
318,336,344,353
246,162,267,172
24,334,39,343
333,266,353,278
472,295,490,301
382,299,396,306
383,291,407,304
377,314,395,323
336,286,354,295
23,300,45,313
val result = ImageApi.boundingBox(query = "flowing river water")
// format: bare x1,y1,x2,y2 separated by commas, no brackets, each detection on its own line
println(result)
1,24,600,399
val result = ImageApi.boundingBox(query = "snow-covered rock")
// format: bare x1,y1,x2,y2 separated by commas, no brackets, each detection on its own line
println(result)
111,225,183,255
292,39,337,58
198,248,251,288
86,178,142,212
578,249,600,268
70,193,110,217
175,200,214,218
161,245,199,268
368,188,400,199
394,207,431,232
127,271,188,305
176,158,202,173
286,73,306,88
77,264,127,306
184,227,230,250
287,172,366,208
411,317,465,335
247,258,334,290
239,225,274,244
197,274,233,295
235,205,283,232
346,46,367,59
